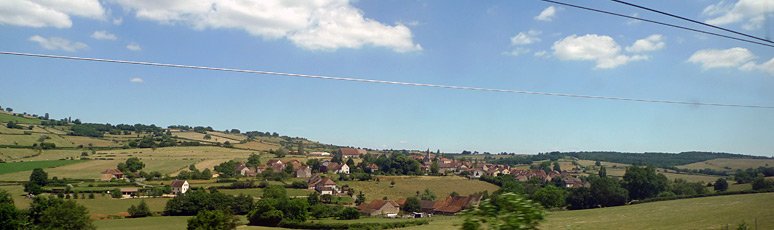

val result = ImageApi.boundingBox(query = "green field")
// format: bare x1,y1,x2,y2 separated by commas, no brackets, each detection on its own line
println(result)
220,188,312,198
0,160,83,174
94,216,192,230
400,193,774,230
0,113,42,124
678,158,774,172
76,197,169,216
347,176,499,201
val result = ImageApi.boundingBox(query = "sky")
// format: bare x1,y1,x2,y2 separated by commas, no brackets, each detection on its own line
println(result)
0,0,773,156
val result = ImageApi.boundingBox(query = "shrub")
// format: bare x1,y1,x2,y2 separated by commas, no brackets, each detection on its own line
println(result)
337,207,359,220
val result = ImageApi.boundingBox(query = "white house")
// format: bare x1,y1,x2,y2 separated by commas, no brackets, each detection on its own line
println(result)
337,164,350,174
171,179,190,194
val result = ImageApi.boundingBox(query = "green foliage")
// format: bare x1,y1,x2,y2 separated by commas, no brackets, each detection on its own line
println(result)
714,178,729,192
118,157,145,173
214,160,238,178
164,190,253,216
246,153,261,168
262,185,288,199
623,166,668,200
430,161,440,175
187,209,238,230
404,197,421,213
25,168,48,195
309,204,342,219
338,207,360,220
128,200,152,218
31,196,95,230
0,202,25,230
668,179,708,196
598,166,607,177
464,192,545,230
752,177,774,190
532,185,567,208
247,186,309,227
420,188,436,201
355,191,366,206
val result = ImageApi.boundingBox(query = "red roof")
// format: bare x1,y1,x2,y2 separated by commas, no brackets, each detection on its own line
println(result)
102,168,123,175
170,179,186,188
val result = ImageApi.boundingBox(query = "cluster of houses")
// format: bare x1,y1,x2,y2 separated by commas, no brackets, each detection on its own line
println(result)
412,151,588,189
357,193,484,217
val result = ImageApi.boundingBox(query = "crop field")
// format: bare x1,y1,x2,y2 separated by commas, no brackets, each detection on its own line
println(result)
61,135,119,147
0,133,74,147
678,158,774,172
234,140,281,151
576,159,630,168
0,158,198,181
347,176,499,201
172,131,241,144
94,216,192,230
0,160,84,175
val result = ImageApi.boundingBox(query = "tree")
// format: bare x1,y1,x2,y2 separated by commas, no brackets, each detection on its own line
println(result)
338,207,360,220
622,166,667,200
5,107,12,112
246,153,261,168
752,176,774,190
566,187,594,210
553,161,561,172
214,160,239,178
532,185,566,208
262,185,288,200
430,161,440,175
248,199,284,227
355,191,366,206
31,196,95,230
307,192,320,206
128,200,152,218
346,157,355,167
420,188,436,201
464,192,545,230
598,166,607,177
404,197,421,213
25,168,48,195
595,160,601,167
123,157,145,173
0,190,25,229
203,134,212,140
187,210,238,230
306,159,321,173
274,148,287,158
589,176,628,207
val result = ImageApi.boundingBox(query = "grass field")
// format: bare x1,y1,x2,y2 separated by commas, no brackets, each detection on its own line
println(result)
0,158,198,181
220,188,312,198
94,216,191,230
0,160,84,174
347,176,499,201
678,158,774,172
61,135,119,147
0,113,42,124
77,197,169,216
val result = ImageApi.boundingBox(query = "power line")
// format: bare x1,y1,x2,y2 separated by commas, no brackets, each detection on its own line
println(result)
1,51,773,109
539,0,774,48
610,0,774,45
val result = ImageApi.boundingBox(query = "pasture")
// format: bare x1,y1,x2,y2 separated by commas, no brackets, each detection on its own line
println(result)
0,113,42,124
94,216,191,230
0,160,83,175
346,176,499,201
678,158,774,172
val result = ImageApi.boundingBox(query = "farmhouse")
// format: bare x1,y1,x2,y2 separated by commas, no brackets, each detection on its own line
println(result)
432,194,483,215
119,188,139,198
100,168,124,181
307,174,323,190
170,179,189,194
267,159,285,171
358,200,400,217
308,151,331,156
314,178,339,195
296,166,312,178
235,163,258,177
340,147,366,158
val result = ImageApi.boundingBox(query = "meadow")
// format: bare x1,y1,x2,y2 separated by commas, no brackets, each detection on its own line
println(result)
678,158,774,172
0,160,83,174
346,176,499,201
0,112,41,124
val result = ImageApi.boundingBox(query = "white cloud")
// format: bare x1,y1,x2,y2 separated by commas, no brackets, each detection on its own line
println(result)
114,0,421,52
703,0,773,30
552,34,656,69
91,30,117,40
687,47,773,75
510,30,541,45
535,6,557,21
29,35,87,52
687,47,755,69
0,0,104,28
126,42,142,51
626,34,665,53
113,17,123,25
626,13,641,25
129,77,144,83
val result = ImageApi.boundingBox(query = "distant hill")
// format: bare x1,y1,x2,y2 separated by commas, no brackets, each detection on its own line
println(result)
490,151,769,168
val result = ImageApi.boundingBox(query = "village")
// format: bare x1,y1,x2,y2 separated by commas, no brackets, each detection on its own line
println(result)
97,147,587,218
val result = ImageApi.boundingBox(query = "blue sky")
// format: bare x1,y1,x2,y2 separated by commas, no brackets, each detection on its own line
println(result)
1,0,773,156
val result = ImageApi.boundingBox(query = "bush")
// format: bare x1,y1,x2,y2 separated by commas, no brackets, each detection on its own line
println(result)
128,200,151,218
187,210,238,230
337,207,359,220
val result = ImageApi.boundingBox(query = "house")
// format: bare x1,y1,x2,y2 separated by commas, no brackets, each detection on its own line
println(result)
358,200,400,216
170,179,190,194
337,164,350,174
309,151,331,156
419,200,437,213
315,178,338,195
235,163,258,177
119,188,139,198
287,160,303,171
340,147,365,158
307,174,323,190
296,166,312,178
432,194,483,215
563,177,587,188
367,163,379,172
468,169,485,179
101,168,124,181
267,160,285,172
